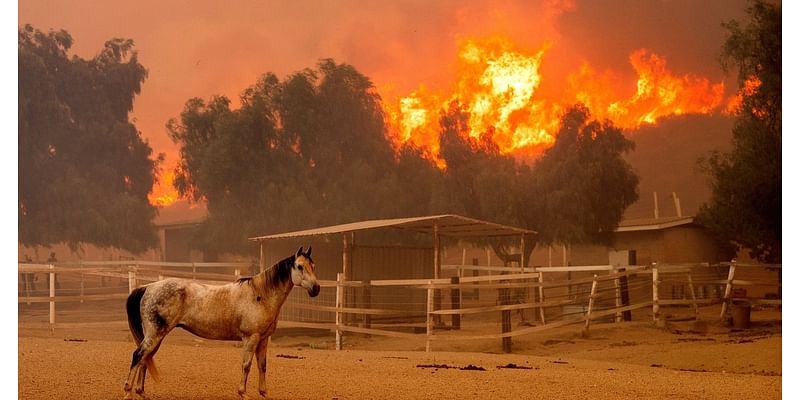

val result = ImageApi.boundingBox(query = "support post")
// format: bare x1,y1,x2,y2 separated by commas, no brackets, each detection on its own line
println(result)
519,234,526,273
49,264,56,331
336,273,344,350
538,271,546,324
128,266,137,294
500,263,512,353
259,242,266,273
24,270,31,306
363,280,371,329
79,260,84,304
619,267,632,321
687,273,699,320
720,261,737,319
450,276,461,330
342,233,350,281
433,222,441,326
235,268,241,280
192,262,196,281
583,274,599,335
426,281,434,352
500,284,512,353
614,268,622,323
652,263,661,324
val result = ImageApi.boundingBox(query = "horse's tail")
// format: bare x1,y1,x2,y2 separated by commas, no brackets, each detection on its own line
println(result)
126,286,161,383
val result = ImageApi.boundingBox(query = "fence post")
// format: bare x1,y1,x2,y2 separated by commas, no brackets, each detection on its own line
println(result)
614,268,622,323
652,263,661,325
450,276,461,330
336,273,344,351
363,280,371,330
583,274,599,336
79,260,85,304
500,274,512,353
426,280,434,352
128,266,137,294
49,264,56,333
234,268,241,280
192,262,197,281
537,271,546,324
24,269,31,306
687,272,699,320
720,261,737,319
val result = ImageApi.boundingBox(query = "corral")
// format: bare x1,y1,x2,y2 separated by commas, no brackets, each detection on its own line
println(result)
18,233,781,398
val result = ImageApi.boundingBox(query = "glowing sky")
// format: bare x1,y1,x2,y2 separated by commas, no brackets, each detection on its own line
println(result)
19,0,748,203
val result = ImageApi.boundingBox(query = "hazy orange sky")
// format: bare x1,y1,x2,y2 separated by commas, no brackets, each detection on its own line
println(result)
19,0,747,200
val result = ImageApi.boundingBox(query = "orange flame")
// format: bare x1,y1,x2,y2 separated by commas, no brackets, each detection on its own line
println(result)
384,38,730,167
149,169,179,207
725,75,762,114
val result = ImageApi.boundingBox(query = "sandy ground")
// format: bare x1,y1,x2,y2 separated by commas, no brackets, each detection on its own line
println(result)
18,306,781,399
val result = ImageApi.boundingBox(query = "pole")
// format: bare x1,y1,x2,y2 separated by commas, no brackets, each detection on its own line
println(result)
614,268,622,323
426,281,434,352
720,261,737,318
128,266,136,293
538,271,546,324
583,274,599,335
336,273,344,350
49,264,56,331
79,260,84,304
433,222,441,326
259,242,266,273
687,273,699,320
652,263,660,325
450,276,461,330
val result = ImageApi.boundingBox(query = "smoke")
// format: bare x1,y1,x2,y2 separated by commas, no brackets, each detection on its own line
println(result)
20,0,749,210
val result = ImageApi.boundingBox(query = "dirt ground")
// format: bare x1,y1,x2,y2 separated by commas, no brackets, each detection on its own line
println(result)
18,305,781,399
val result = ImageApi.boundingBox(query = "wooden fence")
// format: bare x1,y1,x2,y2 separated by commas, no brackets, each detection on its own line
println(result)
18,260,780,352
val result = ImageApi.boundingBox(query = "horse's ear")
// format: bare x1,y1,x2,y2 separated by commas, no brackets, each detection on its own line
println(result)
306,246,312,257
296,246,304,257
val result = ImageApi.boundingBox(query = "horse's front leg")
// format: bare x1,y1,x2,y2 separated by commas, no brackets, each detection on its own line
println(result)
238,334,261,397
256,337,270,397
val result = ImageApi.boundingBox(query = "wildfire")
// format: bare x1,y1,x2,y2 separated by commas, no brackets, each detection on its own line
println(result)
384,38,731,167
149,169,179,207
725,75,762,114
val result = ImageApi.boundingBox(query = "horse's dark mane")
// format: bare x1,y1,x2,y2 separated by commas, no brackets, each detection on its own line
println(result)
266,255,295,287
237,252,312,289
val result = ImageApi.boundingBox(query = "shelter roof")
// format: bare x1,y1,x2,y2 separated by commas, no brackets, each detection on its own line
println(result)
615,216,695,232
249,214,535,241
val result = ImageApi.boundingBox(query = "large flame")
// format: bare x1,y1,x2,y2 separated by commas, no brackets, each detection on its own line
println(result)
149,169,179,207
384,38,732,167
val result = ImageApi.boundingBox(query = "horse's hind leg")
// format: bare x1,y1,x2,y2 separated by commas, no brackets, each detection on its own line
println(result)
124,333,167,398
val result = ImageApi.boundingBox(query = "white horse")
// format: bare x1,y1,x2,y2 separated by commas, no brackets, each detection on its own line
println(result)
123,247,320,399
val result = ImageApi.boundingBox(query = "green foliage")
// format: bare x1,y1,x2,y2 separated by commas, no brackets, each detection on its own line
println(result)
172,62,639,256
524,105,639,246
169,60,434,254
698,0,781,262
19,25,159,253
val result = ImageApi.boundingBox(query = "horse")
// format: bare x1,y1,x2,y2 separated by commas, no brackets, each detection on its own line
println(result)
123,246,320,399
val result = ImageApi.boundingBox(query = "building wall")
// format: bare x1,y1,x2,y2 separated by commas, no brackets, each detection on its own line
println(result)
661,226,719,263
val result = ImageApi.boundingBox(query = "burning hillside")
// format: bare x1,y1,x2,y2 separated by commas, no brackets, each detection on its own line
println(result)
383,37,733,167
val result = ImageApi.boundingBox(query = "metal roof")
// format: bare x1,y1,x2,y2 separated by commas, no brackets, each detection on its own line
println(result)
615,216,695,232
249,214,536,241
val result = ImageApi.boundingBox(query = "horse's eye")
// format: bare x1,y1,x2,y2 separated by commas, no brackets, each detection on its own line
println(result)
297,265,304,271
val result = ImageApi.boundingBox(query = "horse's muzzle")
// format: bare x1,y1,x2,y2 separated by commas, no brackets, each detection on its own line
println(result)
308,283,320,297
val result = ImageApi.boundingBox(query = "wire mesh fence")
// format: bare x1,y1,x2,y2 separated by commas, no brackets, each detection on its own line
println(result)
19,260,780,351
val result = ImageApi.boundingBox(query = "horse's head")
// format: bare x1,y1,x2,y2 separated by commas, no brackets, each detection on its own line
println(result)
292,246,320,297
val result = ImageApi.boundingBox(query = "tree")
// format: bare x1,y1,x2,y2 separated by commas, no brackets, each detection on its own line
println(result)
19,25,159,253
170,60,421,254
697,0,781,262
524,104,639,246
